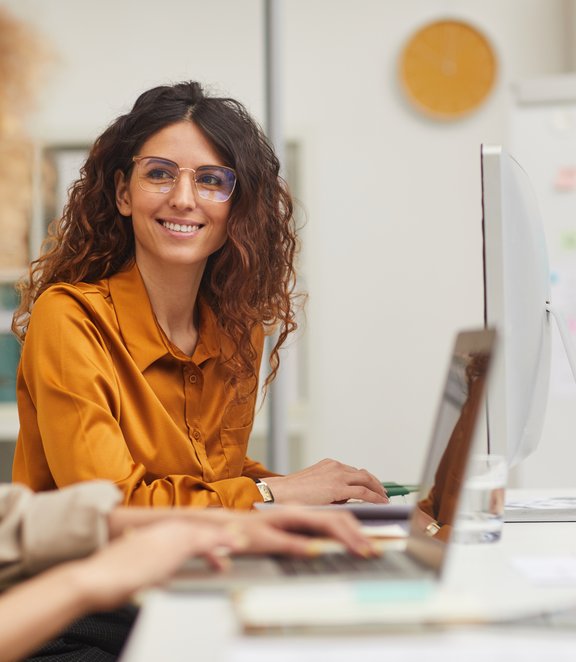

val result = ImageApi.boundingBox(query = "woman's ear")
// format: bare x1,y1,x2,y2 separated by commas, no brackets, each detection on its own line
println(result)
114,170,132,216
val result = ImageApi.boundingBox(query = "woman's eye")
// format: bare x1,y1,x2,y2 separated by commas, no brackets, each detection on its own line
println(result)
146,168,174,181
197,174,222,187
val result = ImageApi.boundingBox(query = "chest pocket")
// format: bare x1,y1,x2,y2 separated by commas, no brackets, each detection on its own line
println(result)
220,378,257,477
221,377,257,430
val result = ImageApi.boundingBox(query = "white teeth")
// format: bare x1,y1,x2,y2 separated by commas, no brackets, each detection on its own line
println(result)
162,221,201,233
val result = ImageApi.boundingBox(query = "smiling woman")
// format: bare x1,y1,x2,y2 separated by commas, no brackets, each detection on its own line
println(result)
11,81,388,509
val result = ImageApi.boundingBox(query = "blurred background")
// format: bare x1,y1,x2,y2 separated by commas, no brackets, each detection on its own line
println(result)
1,0,576,488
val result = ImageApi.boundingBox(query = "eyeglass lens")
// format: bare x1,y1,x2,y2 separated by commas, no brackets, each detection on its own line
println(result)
135,157,236,202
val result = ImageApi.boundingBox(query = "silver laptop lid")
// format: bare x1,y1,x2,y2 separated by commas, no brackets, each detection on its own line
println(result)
405,328,496,575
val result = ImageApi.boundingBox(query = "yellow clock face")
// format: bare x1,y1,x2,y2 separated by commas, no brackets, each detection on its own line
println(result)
399,19,497,120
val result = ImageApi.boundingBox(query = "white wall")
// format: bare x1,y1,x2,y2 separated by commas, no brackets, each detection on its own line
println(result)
1,0,572,486
283,0,569,483
4,0,266,142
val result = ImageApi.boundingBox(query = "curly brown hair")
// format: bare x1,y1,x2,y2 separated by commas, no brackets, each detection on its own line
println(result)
12,81,300,387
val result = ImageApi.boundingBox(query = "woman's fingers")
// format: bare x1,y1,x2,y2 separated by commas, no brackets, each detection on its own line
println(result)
343,466,388,497
242,509,378,557
265,458,389,504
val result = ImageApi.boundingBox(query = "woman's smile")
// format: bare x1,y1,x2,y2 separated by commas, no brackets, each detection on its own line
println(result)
158,218,205,235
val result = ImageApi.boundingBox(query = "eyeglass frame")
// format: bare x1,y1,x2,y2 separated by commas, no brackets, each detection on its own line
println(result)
131,155,237,203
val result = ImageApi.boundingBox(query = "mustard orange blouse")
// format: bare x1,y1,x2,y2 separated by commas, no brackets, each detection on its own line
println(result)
13,263,275,508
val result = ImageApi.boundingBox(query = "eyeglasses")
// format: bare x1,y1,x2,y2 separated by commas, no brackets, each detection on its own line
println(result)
132,156,237,202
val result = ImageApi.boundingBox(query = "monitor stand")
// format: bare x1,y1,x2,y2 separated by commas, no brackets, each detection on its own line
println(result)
505,494,576,522
504,302,576,523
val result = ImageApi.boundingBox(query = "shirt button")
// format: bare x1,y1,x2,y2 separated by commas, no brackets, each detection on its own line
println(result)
189,374,197,384
193,430,201,440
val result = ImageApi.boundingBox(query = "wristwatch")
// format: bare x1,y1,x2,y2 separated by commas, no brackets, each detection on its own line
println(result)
254,478,275,503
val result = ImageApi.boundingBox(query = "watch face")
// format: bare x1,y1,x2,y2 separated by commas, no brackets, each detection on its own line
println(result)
256,480,274,503
399,19,497,120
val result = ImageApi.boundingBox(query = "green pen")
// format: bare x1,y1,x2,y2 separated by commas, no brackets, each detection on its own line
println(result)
381,482,420,497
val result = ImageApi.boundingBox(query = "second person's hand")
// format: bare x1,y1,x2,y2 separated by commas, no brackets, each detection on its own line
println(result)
264,458,389,505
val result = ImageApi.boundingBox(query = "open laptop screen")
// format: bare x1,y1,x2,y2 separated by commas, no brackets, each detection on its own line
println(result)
407,328,495,573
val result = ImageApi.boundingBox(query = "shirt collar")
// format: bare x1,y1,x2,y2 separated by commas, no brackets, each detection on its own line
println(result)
194,296,220,364
108,262,221,371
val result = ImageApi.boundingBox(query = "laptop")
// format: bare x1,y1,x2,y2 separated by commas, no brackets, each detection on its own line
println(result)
169,328,495,595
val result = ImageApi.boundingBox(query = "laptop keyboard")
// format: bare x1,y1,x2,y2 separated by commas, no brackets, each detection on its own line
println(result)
275,553,404,578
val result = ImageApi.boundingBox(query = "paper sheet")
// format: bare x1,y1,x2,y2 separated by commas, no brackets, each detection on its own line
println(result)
511,556,576,585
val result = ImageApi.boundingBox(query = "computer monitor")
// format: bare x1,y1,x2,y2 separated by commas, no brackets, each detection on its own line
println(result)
481,144,576,469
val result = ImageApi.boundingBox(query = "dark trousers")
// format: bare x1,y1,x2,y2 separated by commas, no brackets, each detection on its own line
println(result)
25,605,138,662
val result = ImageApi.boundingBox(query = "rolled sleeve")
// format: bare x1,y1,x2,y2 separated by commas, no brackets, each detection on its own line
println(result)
0,481,121,585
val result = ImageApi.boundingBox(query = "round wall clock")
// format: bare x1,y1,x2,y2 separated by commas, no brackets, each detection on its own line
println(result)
399,19,497,120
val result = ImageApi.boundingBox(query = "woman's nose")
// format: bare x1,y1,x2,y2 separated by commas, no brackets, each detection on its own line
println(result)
168,172,198,209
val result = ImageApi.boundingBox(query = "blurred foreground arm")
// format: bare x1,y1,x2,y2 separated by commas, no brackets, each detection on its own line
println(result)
109,503,377,557
0,519,243,662
1,480,376,589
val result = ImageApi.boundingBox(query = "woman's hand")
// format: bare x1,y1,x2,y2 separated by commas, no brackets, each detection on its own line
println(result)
73,520,245,611
264,458,389,505
109,500,379,559
226,507,378,557
83,509,379,610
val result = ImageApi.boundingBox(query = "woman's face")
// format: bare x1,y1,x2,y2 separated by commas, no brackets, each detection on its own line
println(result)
115,120,232,278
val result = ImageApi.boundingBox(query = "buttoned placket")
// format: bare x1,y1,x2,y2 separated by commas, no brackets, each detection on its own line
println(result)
182,362,215,482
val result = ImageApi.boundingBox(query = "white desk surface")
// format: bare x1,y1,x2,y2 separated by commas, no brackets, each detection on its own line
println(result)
121,491,576,662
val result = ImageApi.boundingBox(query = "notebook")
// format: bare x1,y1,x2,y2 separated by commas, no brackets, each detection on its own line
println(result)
169,328,495,595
